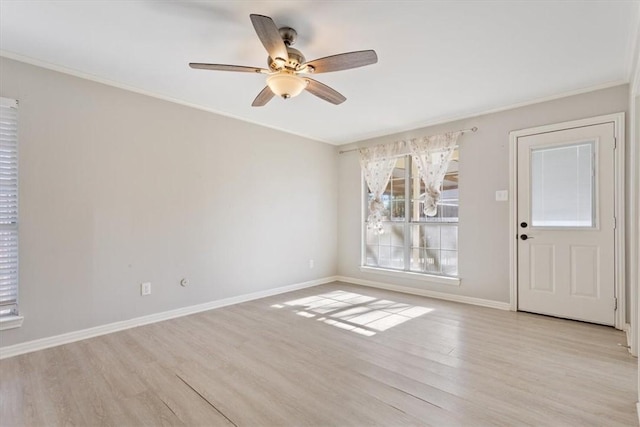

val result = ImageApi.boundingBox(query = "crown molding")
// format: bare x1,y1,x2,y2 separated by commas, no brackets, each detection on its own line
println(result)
0,50,630,147
0,50,333,145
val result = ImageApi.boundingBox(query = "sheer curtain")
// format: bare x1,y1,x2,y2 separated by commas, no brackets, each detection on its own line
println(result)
408,131,461,216
358,142,402,233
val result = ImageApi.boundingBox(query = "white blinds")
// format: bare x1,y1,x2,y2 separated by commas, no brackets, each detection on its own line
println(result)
0,98,18,316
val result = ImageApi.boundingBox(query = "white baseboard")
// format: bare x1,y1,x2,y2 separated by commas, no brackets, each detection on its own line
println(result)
625,323,634,355
0,276,337,360
336,275,511,311
626,323,631,341
637,402,640,425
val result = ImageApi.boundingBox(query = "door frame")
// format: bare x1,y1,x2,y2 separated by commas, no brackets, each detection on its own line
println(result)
509,113,626,330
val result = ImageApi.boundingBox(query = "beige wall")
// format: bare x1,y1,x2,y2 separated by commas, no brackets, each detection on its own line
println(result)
0,57,338,346
337,85,630,309
0,56,633,349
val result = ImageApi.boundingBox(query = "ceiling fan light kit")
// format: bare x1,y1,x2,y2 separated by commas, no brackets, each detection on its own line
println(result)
189,14,378,106
266,72,308,99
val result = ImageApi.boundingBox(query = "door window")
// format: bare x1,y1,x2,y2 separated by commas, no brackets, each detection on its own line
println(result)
530,141,595,227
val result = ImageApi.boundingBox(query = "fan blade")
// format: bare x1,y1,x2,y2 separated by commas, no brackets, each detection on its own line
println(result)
250,14,289,62
189,63,267,73
304,78,346,105
252,86,275,107
304,50,378,74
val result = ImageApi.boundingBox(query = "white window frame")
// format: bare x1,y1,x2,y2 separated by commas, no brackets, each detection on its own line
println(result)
360,153,460,286
0,97,22,330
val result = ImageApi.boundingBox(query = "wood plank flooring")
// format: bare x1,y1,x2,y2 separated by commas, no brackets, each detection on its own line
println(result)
1,282,637,426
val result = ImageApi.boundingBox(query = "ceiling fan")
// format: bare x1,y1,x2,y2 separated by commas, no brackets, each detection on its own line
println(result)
189,14,378,106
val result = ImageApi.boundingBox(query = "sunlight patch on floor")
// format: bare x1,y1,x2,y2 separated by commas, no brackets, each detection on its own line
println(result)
271,290,433,336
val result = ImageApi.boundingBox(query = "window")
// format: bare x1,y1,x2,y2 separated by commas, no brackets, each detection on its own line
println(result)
0,98,19,320
530,141,595,227
363,151,459,278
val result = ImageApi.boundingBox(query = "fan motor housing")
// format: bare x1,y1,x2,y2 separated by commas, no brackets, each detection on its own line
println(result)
268,47,305,71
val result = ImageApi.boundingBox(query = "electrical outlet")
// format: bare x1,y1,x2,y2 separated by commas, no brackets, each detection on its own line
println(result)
141,282,151,296
309,259,315,269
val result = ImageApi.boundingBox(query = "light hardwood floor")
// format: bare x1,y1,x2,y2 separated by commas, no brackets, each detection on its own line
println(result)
1,282,637,426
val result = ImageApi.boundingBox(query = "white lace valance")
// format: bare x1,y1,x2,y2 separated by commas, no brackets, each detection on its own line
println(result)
358,141,403,233
408,131,462,216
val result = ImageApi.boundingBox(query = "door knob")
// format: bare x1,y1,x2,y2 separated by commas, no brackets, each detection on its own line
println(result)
520,234,533,240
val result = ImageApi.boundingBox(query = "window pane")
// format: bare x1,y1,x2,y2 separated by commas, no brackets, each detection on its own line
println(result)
365,245,379,266
441,250,458,276
424,249,441,273
409,224,458,276
389,224,404,246
365,227,379,245
409,163,425,222
438,186,459,221
440,226,457,250
390,246,405,269
378,226,391,245
422,225,440,249
365,223,405,269
531,142,594,227
390,159,405,221
409,247,424,272
378,246,392,268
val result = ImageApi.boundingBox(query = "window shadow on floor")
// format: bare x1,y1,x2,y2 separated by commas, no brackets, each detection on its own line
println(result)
271,290,433,336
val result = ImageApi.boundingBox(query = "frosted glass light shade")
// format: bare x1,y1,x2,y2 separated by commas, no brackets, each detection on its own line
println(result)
267,73,307,98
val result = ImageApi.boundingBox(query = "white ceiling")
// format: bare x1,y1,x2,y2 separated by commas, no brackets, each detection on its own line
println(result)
1,1,638,145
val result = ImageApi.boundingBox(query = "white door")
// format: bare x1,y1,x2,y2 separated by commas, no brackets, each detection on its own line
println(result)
517,123,616,325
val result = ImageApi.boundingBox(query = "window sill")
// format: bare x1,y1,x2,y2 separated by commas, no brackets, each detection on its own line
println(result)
0,315,24,331
359,266,461,286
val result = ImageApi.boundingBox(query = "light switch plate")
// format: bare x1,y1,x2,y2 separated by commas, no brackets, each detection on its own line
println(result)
495,190,509,201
